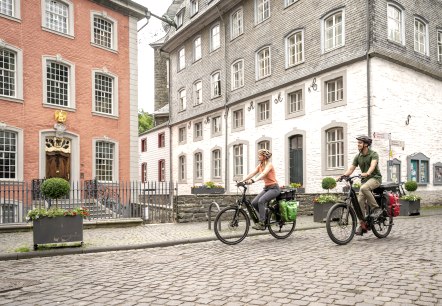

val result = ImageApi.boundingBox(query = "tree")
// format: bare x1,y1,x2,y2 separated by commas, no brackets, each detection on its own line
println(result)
138,110,154,134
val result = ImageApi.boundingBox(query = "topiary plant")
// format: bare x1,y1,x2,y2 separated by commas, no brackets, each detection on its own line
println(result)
404,180,418,192
321,177,337,193
401,180,421,201
40,178,70,208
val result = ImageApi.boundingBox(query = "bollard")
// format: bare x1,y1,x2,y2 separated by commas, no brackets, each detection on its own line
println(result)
208,201,220,230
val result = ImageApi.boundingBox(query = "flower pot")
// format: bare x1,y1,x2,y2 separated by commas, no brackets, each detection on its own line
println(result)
399,199,421,216
295,188,305,193
33,215,83,250
313,202,335,223
191,187,225,195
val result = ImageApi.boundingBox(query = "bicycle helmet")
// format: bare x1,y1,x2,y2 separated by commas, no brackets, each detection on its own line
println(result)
258,149,272,159
356,135,372,146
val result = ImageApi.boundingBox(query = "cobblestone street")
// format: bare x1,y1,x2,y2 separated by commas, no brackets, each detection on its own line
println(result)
0,214,441,305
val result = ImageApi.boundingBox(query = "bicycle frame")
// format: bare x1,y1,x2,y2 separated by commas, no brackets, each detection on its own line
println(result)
236,182,260,223
341,175,365,221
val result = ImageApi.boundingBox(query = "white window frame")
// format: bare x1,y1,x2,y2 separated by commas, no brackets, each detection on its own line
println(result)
210,24,220,52
286,85,305,119
41,0,74,37
194,151,203,180
256,46,271,80
211,115,222,137
178,154,186,182
212,149,222,180
0,126,24,181
93,138,119,182
0,0,21,20
178,47,185,71
193,36,201,62
232,106,245,132
0,42,23,101
387,3,405,45
322,71,347,110
322,9,345,53
326,128,344,171
179,88,186,111
193,80,202,106
42,55,76,110
92,69,119,117
233,144,244,177
194,121,203,141
414,17,429,56
231,8,243,40
255,0,270,24
256,98,271,126
190,0,198,17
175,9,184,28
90,11,118,52
231,59,244,90
178,126,187,144
438,30,442,62
286,30,304,68
211,71,221,98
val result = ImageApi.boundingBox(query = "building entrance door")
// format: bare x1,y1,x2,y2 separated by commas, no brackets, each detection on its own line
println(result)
289,135,303,186
46,152,70,180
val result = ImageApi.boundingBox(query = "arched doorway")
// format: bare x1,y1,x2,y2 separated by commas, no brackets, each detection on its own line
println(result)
45,137,71,181
289,135,303,185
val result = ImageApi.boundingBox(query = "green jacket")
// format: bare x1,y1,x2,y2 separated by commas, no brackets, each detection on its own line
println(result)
352,149,382,183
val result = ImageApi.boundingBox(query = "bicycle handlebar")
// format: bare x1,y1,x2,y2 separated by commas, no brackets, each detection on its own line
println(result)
337,174,361,183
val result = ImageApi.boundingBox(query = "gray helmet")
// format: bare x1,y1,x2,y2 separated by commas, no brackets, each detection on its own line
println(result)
258,149,272,159
356,135,372,146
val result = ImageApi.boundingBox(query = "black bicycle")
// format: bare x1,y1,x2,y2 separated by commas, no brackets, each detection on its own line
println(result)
326,175,399,245
214,182,296,245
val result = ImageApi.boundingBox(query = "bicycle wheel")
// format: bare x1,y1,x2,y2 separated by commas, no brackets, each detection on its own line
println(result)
214,207,250,245
372,210,393,238
268,210,296,239
326,202,357,245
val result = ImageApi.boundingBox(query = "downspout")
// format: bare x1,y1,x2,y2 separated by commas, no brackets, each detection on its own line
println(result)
366,0,372,137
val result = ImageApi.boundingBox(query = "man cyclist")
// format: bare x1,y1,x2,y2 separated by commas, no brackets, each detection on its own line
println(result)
341,135,382,235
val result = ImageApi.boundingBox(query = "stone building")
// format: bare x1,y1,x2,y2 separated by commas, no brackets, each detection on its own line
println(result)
0,0,146,183
156,0,441,199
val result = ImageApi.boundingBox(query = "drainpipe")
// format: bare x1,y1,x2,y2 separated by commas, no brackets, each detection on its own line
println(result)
366,0,372,137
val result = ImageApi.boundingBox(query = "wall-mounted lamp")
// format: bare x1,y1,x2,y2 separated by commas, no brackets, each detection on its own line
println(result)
405,115,411,125
308,78,318,93
247,101,254,111
204,116,211,124
188,121,192,129
274,92,283,104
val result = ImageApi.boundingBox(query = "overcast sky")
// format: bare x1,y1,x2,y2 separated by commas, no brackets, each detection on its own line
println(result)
133,0,172,113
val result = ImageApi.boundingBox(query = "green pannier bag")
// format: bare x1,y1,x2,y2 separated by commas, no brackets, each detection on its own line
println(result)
278,200,299,222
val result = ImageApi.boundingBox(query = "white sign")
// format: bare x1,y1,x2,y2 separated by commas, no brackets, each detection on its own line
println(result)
373,132,390,140
391,140,405,147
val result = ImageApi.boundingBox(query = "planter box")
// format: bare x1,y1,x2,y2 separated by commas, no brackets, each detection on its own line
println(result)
33,215,83,250
313,202,335,223
399,199,421,216
295,188,305,193
191,187,225,195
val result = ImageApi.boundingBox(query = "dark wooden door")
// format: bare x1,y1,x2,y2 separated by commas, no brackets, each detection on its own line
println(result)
46,152,70,181
289,135,303,185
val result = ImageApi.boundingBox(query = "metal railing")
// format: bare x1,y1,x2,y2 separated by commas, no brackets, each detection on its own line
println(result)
0,180,177,224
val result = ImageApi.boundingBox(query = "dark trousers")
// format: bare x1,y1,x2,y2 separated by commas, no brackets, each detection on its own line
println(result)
252,185,280,222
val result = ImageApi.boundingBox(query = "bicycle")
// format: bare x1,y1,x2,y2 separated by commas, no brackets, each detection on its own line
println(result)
214,181,297,245
326,175,399,245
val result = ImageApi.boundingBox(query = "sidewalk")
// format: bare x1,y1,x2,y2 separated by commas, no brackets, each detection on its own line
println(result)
1,207,441,260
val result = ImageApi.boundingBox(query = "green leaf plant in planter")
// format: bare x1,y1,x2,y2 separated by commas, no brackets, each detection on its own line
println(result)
289,182,305,193
40,177,70,208
399,180,421,216
314,177,338,222
191,181,225,194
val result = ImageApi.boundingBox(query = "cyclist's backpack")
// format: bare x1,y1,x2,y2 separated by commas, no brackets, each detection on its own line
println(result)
385,191,400,217
279,200,299,222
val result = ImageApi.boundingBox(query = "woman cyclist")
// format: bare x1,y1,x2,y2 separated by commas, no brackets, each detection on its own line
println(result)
242,149,280,230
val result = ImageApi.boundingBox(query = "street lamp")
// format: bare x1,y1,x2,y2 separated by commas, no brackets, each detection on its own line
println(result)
138,9,177,32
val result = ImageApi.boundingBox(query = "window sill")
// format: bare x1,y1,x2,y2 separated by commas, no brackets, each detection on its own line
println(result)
211,95,222,100
0,96,24,104
232,127,245,133
413,51,431,61
43,103,76,112
230,33,244,43
256,75,271,82
90,42,118,54
0,13,21,23
286,61,305,70
92,111,119,119
42,27,74,39
322,44,345,55
386,39,406,49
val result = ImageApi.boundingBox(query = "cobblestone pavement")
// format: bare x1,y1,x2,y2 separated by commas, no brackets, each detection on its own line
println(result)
0,214,441,305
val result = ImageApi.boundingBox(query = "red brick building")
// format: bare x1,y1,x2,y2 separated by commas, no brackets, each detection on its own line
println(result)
0,0,146,183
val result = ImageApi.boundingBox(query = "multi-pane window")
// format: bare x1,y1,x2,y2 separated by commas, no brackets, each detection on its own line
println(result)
178,48,185,71
179,155,186,181
256,0,269,24
326,128,344,170
0,49,15,98
231,60,244,90
0,0,13,16
414,19,427,55
257,47,270,79
45,0,68,34
233,109,244,129
175,10,183,28
211,24,220,51
141,163,147,183
194,152,203,179
287,31,303,67
46,61,69,106
158,159,165,182
233,144,243,176
95,141,114,182
257,101,270,122
95,73,113,114
212,116,221,135
387,5,402,44
211,72,221,98
158,133,165,148
194,37,201,61
193,81,202,106
93,16,113,49
213,149,221,179
194,122,203,139
324,11,343,51
231,9,243,39
141,138,147,152
288,90,302,113
0,130,17,179
438,31,442,62
326,77,343,104
258,140,270,151
179,88,186,111
190,0,198,16
178,127,186,143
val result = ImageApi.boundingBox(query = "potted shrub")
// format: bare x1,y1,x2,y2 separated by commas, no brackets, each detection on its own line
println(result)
289,182,305,193
399,180,421,216
313,177,339,222
28,178,90,250
191,181,225,194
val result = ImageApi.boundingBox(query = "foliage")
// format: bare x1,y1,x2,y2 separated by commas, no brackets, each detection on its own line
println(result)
352,182,361,189
404,180,418,192
314,194,339,204
289,182,302,188
138,110,154,134
321,177,337,192
40,178,70,199
26,207,90,222
191,181,223,189
400,194,421,201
